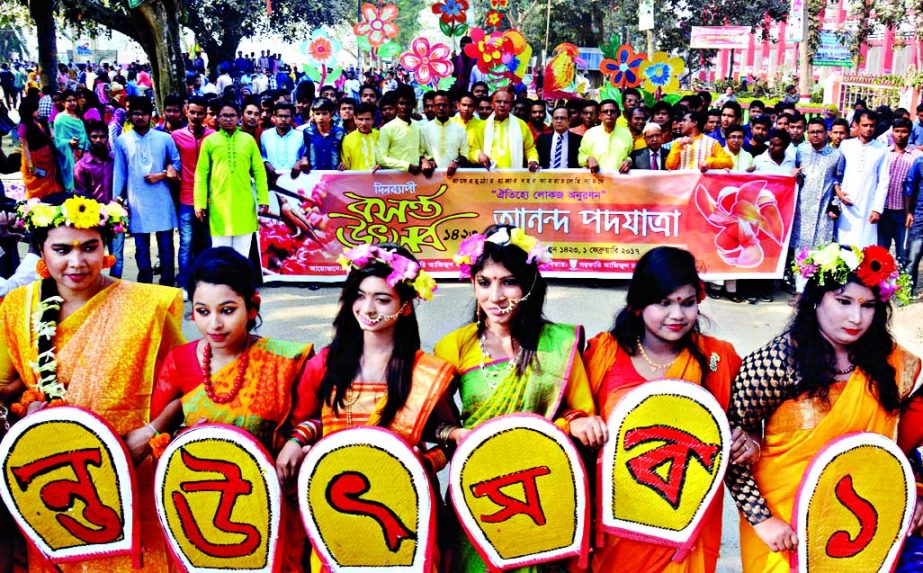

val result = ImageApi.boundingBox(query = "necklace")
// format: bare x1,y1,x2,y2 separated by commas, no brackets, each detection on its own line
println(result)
479,332,522,388
202,336,251,404
835,364,856,375
344,384,361,426
636,337,677,373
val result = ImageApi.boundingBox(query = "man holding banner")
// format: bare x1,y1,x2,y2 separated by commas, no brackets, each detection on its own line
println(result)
474,90,540,172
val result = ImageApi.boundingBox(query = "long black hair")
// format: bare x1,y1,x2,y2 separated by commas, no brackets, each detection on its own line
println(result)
186,247,261,331
30,193,113,387
788,274,901,413
469,224,548,376
320,243,421,427
611,247,709,384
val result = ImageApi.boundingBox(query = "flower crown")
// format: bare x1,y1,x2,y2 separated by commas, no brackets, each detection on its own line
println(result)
17,197,128,234
452,227,552,279
337,244,437,301
793,243,911,304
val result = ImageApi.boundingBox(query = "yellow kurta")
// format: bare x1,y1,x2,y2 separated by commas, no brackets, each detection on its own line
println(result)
340,129,379,170
0,280,184,573
472,116,538,168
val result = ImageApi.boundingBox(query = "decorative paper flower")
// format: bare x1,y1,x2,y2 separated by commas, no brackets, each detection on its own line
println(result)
453,233,487,278
600,44,647,89
339,244,435,300
303,29,341,67
694,180,784,268
412,271,438,301
150,432,171,459
400,37,454,85
465,29,509,72
485,10,504,27
432,0,468,25
639,51,684,93
62,196,102,229
509,227,537,253
856,245,896,286
354,3,400,48
489,0,509,8
28,204,56,228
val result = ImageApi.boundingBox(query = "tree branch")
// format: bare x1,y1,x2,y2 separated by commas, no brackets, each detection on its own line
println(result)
59,0,139,42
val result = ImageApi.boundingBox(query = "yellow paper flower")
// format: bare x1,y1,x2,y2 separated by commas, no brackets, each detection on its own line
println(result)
812,243,842,272
639,51,685,94
103,202,128,220
412,271,437,301
29,204,56,228
509,228,537,253
336,254,351,271
62,196,101,229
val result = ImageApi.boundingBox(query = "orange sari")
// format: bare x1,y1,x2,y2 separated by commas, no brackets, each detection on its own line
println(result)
739,347,921,573
584,332,741,573
0,280,184,572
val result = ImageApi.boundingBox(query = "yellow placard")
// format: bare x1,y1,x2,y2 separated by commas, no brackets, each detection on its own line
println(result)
794,433,915,573
449,415,587,570
600,380,730,547
298,427,433,572
0,407,135,562
155,425,280,572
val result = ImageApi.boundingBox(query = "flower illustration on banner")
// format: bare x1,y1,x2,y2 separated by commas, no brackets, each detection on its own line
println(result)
639,51,685,93
464,27,510,72
694,180,785,268
600,44,646,89
302,29,340,67
489,0,509,8
400,37,454,85
485,10,505,27
432,0,468,25
354,3,400,48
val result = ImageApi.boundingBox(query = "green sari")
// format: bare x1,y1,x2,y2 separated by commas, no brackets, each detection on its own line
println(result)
53,113,88,191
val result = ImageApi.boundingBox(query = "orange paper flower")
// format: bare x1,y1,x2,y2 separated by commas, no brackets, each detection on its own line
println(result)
150,432,172,459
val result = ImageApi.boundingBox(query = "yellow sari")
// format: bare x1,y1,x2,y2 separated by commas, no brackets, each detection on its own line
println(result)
739,348,921,572
0,279,184,572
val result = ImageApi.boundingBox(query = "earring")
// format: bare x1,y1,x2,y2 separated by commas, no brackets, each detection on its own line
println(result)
36,259,51,279
102,255,116,269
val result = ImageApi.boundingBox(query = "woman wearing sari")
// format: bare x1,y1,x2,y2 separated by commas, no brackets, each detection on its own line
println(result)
0,193,184,572
53,89,88,192
727,244,923,572
275,243,452,572
149,246,313,572
433,224,607,573
584,247,749,573
19,97,62,199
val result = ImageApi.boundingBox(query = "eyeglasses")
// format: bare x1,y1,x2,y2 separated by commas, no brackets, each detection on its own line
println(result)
600,109,618,115
218,113,238,119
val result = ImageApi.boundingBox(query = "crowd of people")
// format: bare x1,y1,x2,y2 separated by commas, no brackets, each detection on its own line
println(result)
1,49,923,573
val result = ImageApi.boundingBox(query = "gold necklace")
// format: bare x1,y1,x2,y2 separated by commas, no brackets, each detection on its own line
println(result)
636,337,677,373
344,384,361,426
479,332,522,388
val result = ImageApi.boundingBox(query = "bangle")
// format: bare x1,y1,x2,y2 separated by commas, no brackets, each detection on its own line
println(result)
434,423,460,449
146,423,159,436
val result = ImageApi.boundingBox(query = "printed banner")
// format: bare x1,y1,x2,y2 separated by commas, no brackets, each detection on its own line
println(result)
260,169,796,281
791,432,915,573
297,427,435,573
0,406,138,565
813,30,854,68
154,424,282,573
448,414,589,570
786,0,805,43
689,26,752,50
598,380,730,557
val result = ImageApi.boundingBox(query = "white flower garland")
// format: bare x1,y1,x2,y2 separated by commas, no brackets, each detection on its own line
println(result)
27,295,65,400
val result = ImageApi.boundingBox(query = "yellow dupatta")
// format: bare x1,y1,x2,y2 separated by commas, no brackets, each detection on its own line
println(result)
739,347,922,573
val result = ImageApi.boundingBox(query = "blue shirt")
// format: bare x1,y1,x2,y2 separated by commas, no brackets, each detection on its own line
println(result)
261,127,305,171
303,124,344,170
113,129,181,233
910,121,923,147
708,128,727,147
904,157,923,234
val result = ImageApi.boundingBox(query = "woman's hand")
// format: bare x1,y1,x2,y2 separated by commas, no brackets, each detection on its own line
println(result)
276,440,309,485
449,427,471,444
753,516,798,552
729,427,761,465
570,416,609,448
123,425,156,464
26,400,47,416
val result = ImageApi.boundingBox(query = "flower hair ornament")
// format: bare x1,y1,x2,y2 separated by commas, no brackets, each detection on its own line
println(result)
452,227,552,279
17,196,128,234
793,243,911,305
337,244,438,301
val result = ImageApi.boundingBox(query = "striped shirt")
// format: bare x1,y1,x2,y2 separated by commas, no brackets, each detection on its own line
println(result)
886,146,922,210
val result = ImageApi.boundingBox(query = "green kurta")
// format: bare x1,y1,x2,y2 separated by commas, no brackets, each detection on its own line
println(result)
194,128,269,236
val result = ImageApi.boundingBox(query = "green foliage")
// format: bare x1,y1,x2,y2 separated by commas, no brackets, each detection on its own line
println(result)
378,41,402,60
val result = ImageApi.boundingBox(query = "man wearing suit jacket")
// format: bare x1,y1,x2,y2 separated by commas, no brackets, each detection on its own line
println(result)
620,122,669,173
537,105,582,169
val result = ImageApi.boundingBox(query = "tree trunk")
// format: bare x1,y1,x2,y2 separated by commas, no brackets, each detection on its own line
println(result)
134,0,185,111
201,28,243,82
28,0,58,90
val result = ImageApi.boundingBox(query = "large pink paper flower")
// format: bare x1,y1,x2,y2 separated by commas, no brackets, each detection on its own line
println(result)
694,180,785,268
399,37,454,84
354,3,400,48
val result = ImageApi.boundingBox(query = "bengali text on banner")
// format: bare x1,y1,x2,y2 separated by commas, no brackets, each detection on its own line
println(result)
259,169,797,281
